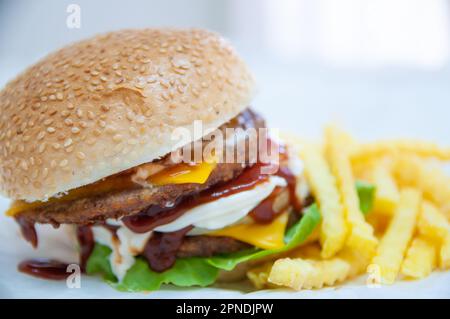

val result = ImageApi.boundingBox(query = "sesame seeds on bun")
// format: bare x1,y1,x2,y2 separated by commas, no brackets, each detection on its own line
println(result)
0,29,256,202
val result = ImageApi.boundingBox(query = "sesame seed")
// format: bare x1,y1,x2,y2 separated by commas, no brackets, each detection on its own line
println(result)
65,146,74,153
105,125,116,134
37,131,46,140
63,138,73,147
59,159,68,167
47,127,56,133
87,111,95,120
76,151,86,160
112,134,123,142
20,161,28,171
71,127,80,134
136,116,145,124
38,143,47,153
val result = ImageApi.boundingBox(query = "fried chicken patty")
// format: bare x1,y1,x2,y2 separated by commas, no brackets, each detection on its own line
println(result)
16,108,265,226
177,235,251,258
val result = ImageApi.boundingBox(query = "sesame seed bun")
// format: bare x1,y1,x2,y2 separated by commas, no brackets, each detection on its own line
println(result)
0,29,255,202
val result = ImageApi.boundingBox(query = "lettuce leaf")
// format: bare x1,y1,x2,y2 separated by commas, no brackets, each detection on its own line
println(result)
86,243,116,282
356,180,376,215
116,257,219,292
87,245,219,291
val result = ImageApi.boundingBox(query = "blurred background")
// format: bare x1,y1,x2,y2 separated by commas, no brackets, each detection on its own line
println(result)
0,0,449,143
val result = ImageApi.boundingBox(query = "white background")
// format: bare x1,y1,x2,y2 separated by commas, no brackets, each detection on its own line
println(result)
0,0,449,298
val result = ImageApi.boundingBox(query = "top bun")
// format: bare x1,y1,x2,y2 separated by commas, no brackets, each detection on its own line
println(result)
0,29,255,201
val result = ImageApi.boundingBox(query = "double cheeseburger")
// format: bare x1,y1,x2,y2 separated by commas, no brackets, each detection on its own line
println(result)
0,29,312,290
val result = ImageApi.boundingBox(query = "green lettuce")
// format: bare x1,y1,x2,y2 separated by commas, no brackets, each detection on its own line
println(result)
86,182,375,291
356,180,376,215
87,246,220,291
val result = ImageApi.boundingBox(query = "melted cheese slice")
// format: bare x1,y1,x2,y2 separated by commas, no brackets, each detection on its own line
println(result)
148,161,216,185
208,212,289,250
6,161,216,216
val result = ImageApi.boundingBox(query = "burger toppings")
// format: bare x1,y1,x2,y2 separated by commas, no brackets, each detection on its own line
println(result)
14,130,313,284
9,108,264,226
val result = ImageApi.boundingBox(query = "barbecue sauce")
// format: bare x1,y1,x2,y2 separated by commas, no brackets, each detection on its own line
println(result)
142,226,193,272
16,217,38,248
76,226,94,272
18,259,70,280
248,187,285,224
123,161,271,233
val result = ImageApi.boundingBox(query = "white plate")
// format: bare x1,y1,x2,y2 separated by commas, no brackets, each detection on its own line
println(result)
0,196,449,299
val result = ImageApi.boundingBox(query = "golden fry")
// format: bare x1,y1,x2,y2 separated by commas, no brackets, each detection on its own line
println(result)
418,201,450,269
247,262,275,289
371,160,399,216
338,247,372,278
325,126,377,256
268,257,350,290
400,237,436,279
300,142,347,258
352,140,450,162
371,188,422,284
394,156,450,219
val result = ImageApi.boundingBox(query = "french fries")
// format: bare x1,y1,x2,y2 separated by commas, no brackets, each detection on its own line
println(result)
394,156,450,219
371,188,422,284
268,257,350,290
247,262,275,289
418,201,450,269
299,142,347,258
325,126,377,257
248,127,449,291
352,140,450,162
400,237,436,279
371,160,399,216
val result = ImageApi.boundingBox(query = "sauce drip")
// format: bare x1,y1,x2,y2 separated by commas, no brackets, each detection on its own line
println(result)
123,162,270,233
16,217,38,248
142,226,193,272
76,226,94,272
249,187,286,224
18,259,70,280
276,166,302,212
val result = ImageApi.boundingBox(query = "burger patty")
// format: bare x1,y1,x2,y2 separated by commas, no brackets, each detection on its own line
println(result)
177,235,251,258
16,108,265,226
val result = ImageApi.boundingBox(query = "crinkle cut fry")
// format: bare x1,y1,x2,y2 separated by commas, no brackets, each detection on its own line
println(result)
325,126,377,256
371,188,422,284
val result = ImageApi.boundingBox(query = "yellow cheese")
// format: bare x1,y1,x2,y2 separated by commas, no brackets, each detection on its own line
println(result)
6,161,216,216
209,212,289,250
148,161,216,186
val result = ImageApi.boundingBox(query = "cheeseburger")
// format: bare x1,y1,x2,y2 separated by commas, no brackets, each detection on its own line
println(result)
0,29,313,290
